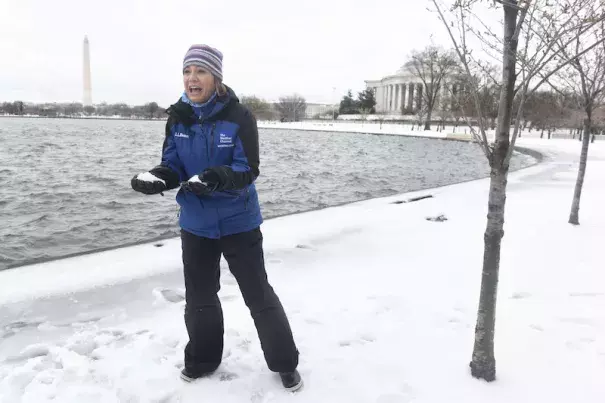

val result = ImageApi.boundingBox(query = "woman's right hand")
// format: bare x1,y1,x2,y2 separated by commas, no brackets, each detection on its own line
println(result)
131,172,167,195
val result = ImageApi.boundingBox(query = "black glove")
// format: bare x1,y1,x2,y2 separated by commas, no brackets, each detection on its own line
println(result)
131,173,167,195
180,175,217,196
200,167,231,191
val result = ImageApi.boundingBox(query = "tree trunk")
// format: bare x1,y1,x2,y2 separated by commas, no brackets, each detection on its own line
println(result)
569,113,592,225
470,164,508,381
424,108,433,130
470,3,518,383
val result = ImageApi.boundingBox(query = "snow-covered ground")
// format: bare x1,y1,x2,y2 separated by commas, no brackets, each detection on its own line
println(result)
1,129,604,402
258,120,451,139
258,120,604,143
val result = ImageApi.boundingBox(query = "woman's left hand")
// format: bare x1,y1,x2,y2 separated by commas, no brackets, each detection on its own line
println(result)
181,175,217,195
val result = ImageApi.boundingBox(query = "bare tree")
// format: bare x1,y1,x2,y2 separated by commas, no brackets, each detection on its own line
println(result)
145,102,159,119
406,46,460,130
552,15,605,224
241,95,275,120
431,0,605,382
275,94,307,122
595,106,605,134
524,91,569,137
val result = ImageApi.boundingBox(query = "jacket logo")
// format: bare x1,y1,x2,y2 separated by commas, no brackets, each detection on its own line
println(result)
174,132,189,138
218,133,234,148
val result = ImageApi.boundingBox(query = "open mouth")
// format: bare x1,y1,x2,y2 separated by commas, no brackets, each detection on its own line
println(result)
189,86,202,95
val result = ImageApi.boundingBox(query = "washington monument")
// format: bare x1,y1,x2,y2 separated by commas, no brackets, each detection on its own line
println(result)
83,36,92,106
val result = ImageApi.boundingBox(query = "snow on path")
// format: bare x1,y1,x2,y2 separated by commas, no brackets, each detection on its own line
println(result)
1,137,604,402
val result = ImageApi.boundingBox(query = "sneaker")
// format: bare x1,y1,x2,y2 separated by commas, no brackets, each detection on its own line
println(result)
180,368,212,383
279,370,303,392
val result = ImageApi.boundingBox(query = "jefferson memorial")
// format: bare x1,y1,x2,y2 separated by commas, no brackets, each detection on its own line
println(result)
365,63,460,115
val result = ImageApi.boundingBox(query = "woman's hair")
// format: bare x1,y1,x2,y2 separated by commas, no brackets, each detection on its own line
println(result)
216,80,227,97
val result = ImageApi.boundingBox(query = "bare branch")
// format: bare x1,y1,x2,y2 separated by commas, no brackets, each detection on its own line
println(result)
431,0,491,152
512,0,532,41
521,8,605,94
530,35,605,97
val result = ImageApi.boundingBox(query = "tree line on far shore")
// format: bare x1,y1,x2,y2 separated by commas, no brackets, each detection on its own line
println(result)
0,101,165,119
0,96,314,122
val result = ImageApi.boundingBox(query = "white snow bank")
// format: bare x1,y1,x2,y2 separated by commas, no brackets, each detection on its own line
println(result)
1,136,604,402
258,120,605,144
258,120,450,139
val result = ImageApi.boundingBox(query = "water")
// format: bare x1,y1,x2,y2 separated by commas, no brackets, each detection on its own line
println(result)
0,118,536,270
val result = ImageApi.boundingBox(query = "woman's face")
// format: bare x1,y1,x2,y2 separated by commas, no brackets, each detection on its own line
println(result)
183,65,216,103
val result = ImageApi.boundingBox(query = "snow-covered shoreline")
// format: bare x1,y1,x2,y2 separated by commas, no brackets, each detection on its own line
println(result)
258,120,605,142
1,127,604,402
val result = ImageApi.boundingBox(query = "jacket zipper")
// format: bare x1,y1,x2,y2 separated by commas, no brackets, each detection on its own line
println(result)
210,123,216,160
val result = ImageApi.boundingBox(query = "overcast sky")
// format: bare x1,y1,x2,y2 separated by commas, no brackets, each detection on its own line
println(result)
1,0,465,106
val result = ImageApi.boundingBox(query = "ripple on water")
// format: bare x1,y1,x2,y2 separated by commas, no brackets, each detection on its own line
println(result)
0,119,537,270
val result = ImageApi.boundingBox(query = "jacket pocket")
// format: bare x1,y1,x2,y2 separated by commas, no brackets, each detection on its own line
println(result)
177,191,210,229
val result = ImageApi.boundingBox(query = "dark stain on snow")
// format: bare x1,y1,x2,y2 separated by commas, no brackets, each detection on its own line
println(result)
392,194,434,204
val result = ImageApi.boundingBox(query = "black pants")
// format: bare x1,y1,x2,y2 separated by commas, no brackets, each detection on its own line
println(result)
181,227,299,374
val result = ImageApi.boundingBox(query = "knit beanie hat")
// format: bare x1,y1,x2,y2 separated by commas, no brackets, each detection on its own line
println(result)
183,44,223,81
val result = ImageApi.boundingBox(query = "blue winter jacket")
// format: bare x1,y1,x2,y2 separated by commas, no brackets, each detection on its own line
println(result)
151,86,263,238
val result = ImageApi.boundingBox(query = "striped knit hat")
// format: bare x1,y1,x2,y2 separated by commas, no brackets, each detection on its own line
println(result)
183,44,223,81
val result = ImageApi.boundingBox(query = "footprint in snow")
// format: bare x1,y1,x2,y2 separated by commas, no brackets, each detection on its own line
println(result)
510,292,532,300
221,294,239,302
4,344,51,363
559,317,595,326
566,337,596,350
153,288,185,303
66,339,98,356
1,320,44,339
569,292,603,298
225,328,240,337
223,349,232,359
339,334,375,347
236,338,252,352
223,275,238,286
376,393,414,403
218,371,238,381
72,313,105,326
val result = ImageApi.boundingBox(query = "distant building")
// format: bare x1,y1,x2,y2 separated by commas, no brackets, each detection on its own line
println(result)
304,103,337,119
365,62,461,115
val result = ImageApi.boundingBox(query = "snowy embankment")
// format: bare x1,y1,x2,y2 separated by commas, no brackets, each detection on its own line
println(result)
258,120,605,143
1,128,604,402
258,120,452,139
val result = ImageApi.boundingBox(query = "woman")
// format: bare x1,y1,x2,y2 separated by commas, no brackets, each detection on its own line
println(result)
130,44,302,392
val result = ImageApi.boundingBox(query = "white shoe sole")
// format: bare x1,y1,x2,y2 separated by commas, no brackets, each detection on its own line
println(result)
285,379,304,392
180,372,196,383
